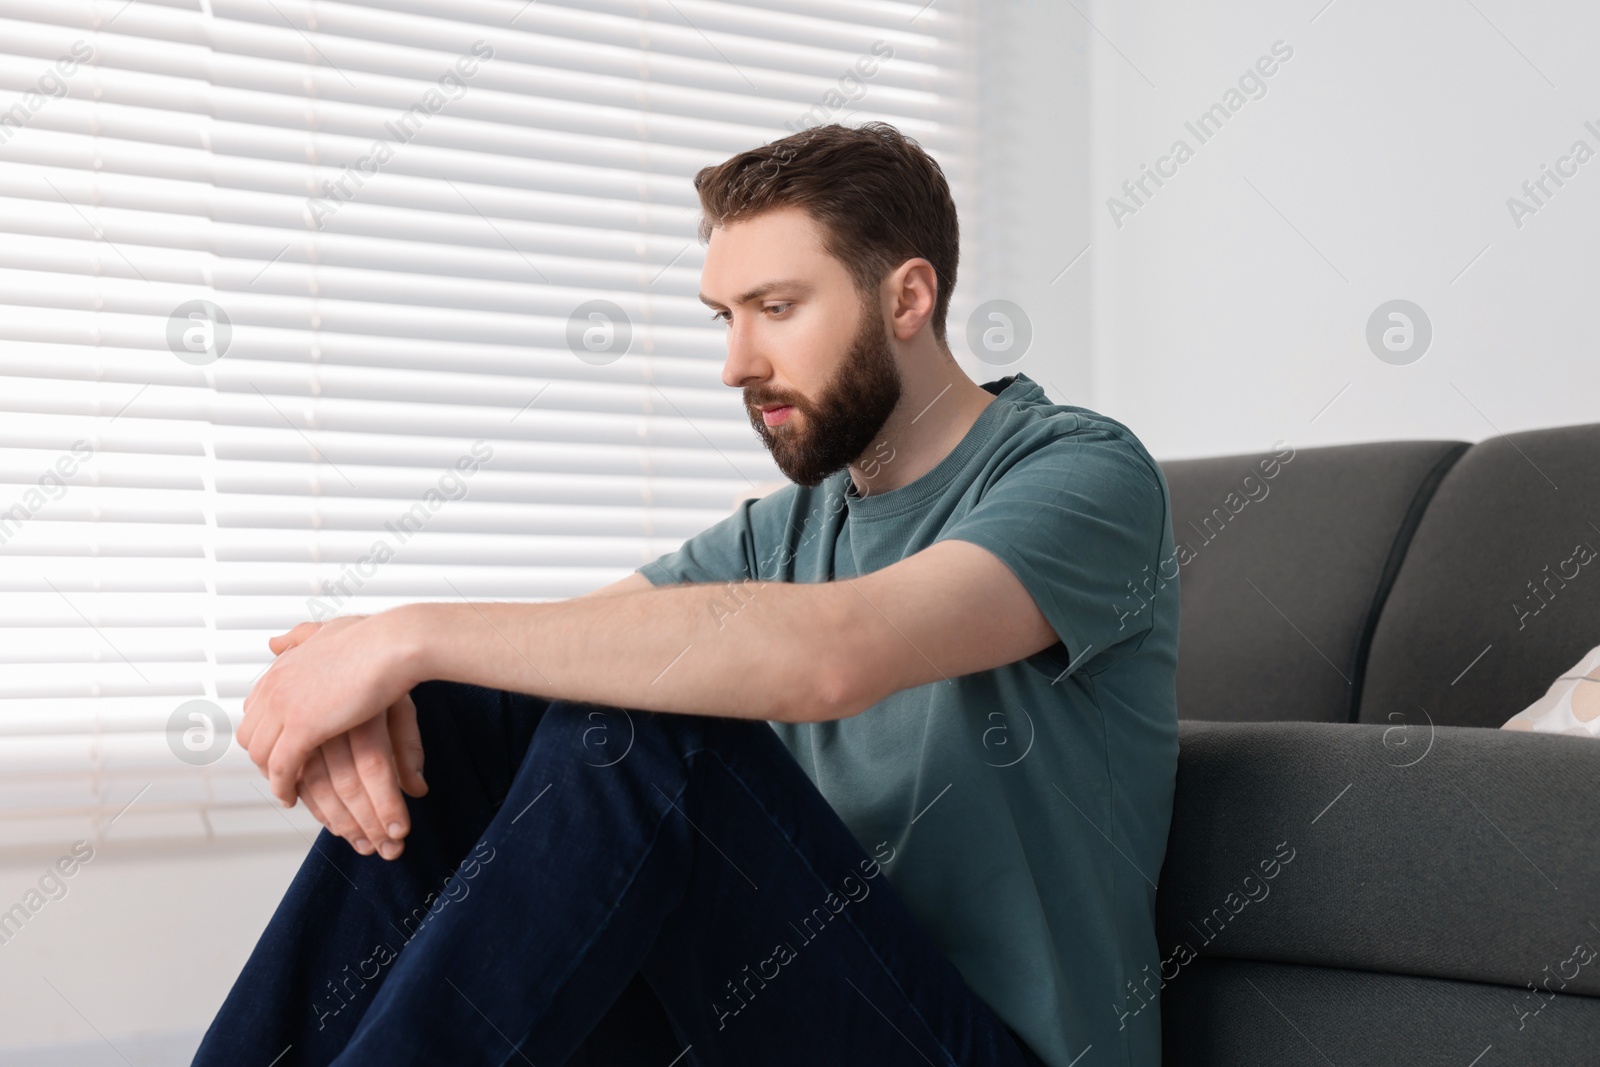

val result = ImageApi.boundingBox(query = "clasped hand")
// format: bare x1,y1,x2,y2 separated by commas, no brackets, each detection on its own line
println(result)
239,613,427,861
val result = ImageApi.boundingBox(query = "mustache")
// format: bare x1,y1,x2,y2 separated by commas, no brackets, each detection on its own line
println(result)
747,394,802,411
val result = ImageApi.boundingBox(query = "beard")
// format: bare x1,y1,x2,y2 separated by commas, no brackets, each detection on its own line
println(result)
744,295,903,488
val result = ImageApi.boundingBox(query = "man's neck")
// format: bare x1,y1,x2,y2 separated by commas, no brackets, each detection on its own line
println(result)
847,365,998,498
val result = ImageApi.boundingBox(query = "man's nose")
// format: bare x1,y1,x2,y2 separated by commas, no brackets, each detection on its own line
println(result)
720,324,769,389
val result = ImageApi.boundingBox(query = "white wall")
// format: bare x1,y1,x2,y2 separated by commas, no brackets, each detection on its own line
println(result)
1084,0,1600,461
956,0,1094,406
0,834,311,1063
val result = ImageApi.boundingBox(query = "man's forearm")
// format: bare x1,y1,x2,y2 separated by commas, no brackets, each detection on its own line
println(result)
389,580,855,724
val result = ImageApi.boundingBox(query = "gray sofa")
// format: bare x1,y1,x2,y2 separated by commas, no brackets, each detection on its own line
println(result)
1153,423,1600,1062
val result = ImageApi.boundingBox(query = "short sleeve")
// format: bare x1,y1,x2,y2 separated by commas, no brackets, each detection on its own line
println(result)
636,497,759,587
932,436,1168,677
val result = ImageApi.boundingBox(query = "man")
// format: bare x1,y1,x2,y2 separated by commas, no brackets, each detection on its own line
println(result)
196,121,1179,1067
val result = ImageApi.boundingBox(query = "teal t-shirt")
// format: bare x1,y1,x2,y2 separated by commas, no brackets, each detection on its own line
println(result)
636,372,1179,1067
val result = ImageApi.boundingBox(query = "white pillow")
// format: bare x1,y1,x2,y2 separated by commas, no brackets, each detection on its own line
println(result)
1501,644,1600,736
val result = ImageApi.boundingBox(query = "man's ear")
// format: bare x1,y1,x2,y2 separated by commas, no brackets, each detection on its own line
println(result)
886,258,939,341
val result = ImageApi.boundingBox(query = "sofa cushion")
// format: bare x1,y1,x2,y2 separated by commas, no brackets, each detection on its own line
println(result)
1158,440,1466,722
1359,421,1600,728
1159,958,1600,1066
1155,721,1600,997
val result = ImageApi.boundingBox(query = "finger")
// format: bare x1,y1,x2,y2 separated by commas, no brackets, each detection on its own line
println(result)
350,715,412,856
387,693,428,798
303,749,363,845
246,713,283,780
320,732,388,855
307,774,361,850
299,779,329,830
266,729,309,809
238,683,261,750
267,620,323,656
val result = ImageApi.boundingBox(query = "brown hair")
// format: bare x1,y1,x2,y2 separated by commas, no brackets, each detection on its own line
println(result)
693,121,959,345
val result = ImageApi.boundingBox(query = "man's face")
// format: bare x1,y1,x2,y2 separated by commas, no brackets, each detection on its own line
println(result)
701,206,902,487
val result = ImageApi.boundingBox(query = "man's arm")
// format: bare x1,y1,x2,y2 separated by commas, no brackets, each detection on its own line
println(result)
388,537,1059,726
242,538,1061,806
392,576,854,725
576,571,655,599
275,569,667,854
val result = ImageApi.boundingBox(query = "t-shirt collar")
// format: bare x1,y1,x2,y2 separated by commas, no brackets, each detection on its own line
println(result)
841,372,1035,518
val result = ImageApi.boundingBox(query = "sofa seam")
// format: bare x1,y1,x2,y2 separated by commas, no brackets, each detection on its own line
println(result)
1346,442,1471,724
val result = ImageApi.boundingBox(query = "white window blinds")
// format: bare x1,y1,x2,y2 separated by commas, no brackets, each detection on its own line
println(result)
0,0,973,848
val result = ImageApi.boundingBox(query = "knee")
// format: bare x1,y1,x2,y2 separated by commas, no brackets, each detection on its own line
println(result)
540,701,726,772
548,704,793,785
408,680,547,758
410,680,549,719
408,680,493,733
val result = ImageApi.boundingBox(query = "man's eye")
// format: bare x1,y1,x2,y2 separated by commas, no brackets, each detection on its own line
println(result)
709,303,791,324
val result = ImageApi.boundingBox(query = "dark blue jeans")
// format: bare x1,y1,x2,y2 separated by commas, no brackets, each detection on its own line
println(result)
193,680,1049,1067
